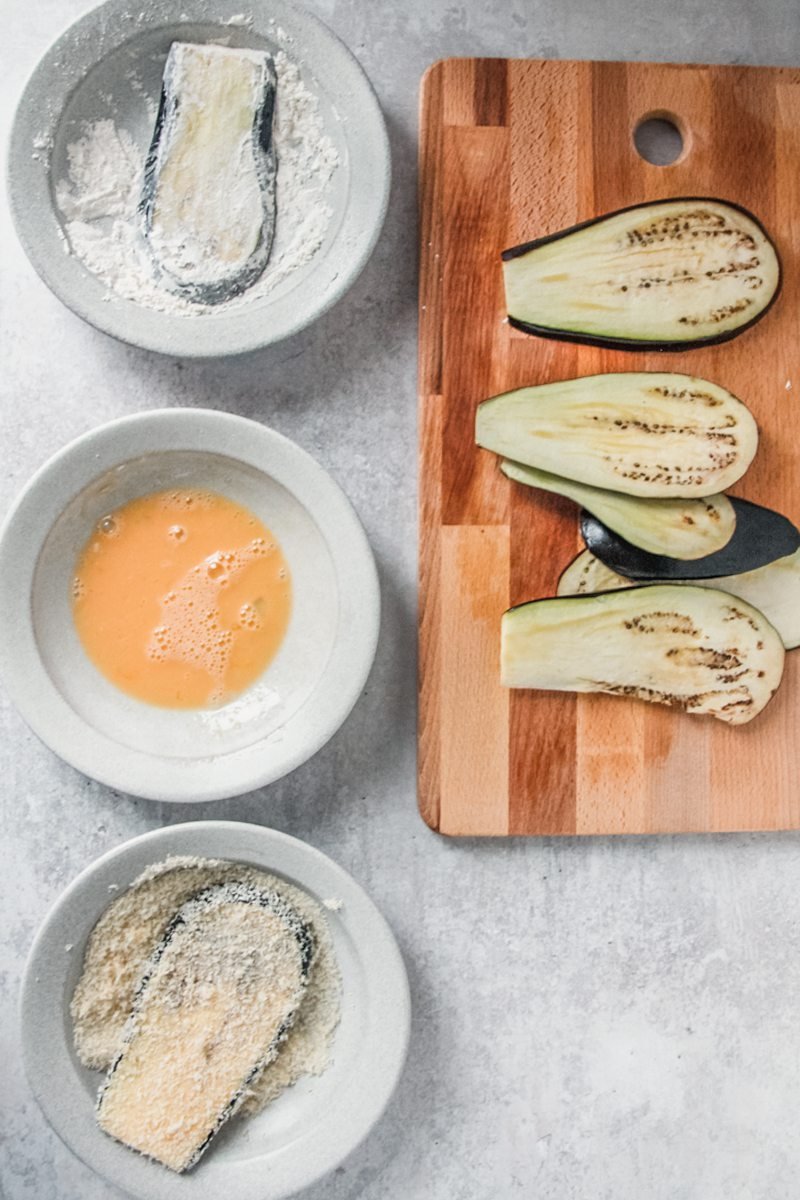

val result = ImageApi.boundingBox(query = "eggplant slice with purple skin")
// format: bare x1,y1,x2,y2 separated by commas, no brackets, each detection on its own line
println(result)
476,373,758,499
502,585,785,725
581,497,800,581
557,547,800,651
500,458,736,560
502,198,781,351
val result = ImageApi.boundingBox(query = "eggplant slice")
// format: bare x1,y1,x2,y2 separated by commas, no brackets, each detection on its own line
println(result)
476,373,758,498
501,459,735,559
142,43,277,304
502,198,780,350
502,586,784,725
97,883,314,1173
557,547,800,651
582,497,800,580
557,550,635,598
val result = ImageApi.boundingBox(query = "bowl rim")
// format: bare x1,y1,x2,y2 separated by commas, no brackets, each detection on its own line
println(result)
20,820,411,1200
0,408,380,801
6,0,391,357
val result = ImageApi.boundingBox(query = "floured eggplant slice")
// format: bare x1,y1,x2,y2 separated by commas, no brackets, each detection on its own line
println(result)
501,459,735,560
476,373,758,498
97,882,314,1173
557,547,800,651
501,586,784,725
582,497,800,580
502,198,781,349
142,42,277,304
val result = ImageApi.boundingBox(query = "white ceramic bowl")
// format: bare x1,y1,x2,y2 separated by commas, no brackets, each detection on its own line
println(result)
20,821,411,1200
0,409,379,801
7,0,390,357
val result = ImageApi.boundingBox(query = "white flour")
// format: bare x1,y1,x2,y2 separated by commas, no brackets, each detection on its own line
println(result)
55,50,339,314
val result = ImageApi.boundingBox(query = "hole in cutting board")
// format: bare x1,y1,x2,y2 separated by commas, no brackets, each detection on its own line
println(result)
633,116,684,165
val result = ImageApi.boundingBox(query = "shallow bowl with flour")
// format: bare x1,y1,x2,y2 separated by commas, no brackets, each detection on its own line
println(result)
20,821,410,1200
7,0,390,357
0,409,380,801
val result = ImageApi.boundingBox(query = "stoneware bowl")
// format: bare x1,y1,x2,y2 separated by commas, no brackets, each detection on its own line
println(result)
7,0,390,356
21,821,411,1200
0,408,380,801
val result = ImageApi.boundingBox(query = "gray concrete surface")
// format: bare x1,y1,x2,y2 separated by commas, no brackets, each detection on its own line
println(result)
3,1,800,1197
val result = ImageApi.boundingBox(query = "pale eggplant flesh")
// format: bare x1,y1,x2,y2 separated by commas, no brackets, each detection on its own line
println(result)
582,497,800,580
476,373,758,499
557,547,800,651
96,882,313,1173
502,198,781,350
501,458,735,560
142,43,277,304
557,549,641,597
502,586,784,725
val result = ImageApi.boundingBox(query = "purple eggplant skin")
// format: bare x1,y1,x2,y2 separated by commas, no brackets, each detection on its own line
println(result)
504,316,776,353
581,497,800,581
502,197,782,352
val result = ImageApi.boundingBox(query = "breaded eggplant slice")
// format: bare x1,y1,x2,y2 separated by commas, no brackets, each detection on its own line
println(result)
142,42,277,303
97,882,314,1172
501,459,735,560
502,198,780,349
557,547,800,651
501,585,784,724
476,373,758,499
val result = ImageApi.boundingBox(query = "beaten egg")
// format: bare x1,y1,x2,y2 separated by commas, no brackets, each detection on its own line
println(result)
72,489,291,708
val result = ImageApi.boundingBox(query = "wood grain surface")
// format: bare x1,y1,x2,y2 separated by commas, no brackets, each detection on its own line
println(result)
418,57,800,836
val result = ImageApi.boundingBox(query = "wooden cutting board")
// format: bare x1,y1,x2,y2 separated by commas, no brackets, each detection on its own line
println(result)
418,57,800,836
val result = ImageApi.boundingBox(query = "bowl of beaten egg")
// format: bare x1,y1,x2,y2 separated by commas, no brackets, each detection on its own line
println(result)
0,409,379,801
